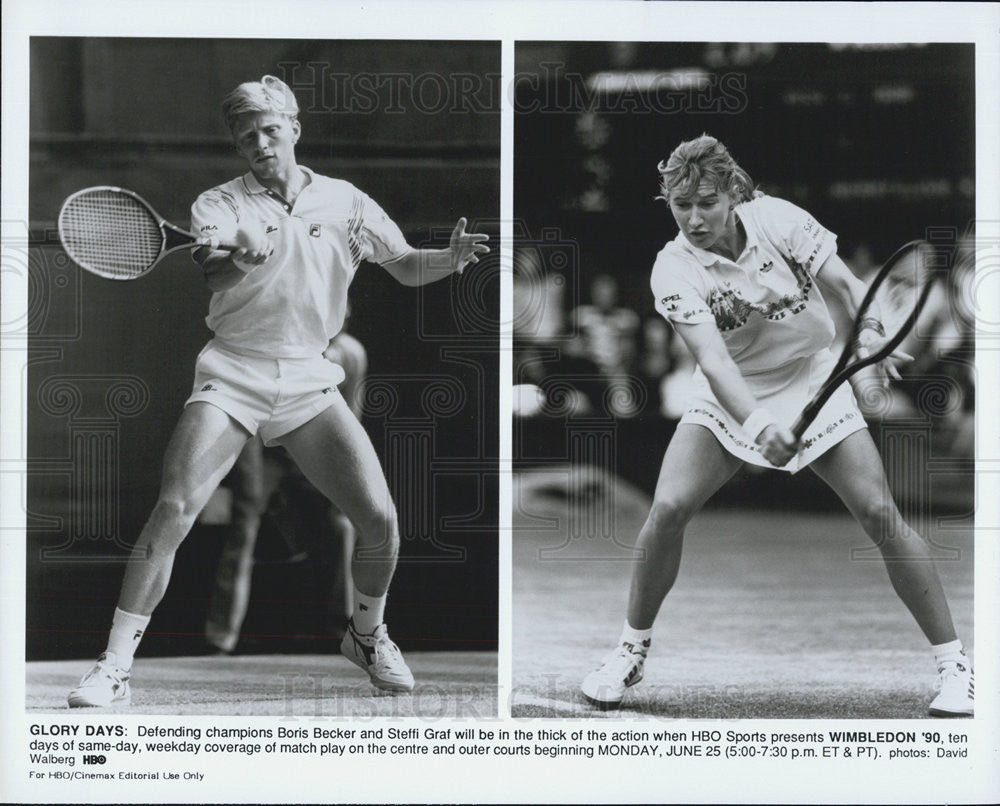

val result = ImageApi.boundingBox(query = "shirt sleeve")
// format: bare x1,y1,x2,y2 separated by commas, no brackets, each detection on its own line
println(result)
356,192,410,265
650,250,715,326
757,196,837,276
190,187,240,264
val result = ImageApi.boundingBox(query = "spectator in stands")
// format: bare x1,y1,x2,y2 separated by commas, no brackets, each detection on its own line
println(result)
568,273,641,416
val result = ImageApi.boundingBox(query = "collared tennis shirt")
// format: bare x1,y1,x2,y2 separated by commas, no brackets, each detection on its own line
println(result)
191,167,409,358
650,195,838,375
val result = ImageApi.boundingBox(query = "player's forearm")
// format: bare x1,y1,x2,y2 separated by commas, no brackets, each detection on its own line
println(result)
677,321,762,424
382,247,460,287
699,351,761,425
702,352,797,461
816,253,867,319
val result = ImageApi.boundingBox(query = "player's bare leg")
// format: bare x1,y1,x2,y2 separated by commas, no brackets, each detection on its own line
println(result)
809,428,973,716
627,423,744,628
279,392,413,691
119,402,251,615
582,424,742,706
69,402,249,706
808,429,956,643
205,435,276,653
279,393,399,597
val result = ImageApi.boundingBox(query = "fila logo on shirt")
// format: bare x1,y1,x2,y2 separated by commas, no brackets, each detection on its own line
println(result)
309,224,322,237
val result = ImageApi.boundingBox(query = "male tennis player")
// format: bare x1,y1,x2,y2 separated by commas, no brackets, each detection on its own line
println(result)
581,135,973,717
68,75,488,706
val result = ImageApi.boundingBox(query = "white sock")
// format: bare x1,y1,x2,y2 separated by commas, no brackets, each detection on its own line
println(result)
105,608,150,670
619,620,652,654
932,639,967,667
352,589,386,635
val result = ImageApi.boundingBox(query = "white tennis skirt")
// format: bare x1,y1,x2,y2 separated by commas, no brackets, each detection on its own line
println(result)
679,347,867,473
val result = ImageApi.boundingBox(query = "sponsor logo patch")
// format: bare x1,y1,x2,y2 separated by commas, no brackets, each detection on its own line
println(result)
309,224,322,237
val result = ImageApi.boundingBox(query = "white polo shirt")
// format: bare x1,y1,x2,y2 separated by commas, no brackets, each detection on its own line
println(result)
191,167,409,358
650,195,838,375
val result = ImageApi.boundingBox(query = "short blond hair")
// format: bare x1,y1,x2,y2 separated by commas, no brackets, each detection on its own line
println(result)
222,75,299,133
655,135,758,204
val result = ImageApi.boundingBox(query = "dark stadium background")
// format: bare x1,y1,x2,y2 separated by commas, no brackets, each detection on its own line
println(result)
26,38,500,660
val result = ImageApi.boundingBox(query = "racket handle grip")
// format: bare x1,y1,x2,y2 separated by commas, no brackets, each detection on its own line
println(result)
197,236,240,252
790,414,810,442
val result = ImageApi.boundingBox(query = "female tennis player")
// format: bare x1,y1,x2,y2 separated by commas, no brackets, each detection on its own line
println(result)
581,135,973,717
68,75,488,707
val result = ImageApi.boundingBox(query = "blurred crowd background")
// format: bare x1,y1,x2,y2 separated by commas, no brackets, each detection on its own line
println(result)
26,39,500,660
513,42,976,511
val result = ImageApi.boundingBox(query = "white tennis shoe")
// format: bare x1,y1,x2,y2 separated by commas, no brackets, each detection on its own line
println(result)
581,641,648,707
928,659,974,717
340,620,414,692
67,652,131,708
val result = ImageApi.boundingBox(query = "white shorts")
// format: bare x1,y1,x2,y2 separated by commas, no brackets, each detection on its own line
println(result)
680,347,867,474
185,340,346,446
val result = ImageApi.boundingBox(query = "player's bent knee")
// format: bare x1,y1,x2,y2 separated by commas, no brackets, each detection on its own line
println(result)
857,497,903,541
353,506,400,551
645,499,693,538
148,497,202,541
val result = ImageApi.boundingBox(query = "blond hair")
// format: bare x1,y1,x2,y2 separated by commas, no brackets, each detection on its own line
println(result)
655,135,758,204
222,75,299,133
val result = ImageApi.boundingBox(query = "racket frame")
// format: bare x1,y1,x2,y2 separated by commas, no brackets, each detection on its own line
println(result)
790,239,938,440
57,185,237,280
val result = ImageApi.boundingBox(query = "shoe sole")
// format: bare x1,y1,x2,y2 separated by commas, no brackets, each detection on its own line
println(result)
581,670,643,709
369,678,414,693
68,692,131,708
581,691,624,710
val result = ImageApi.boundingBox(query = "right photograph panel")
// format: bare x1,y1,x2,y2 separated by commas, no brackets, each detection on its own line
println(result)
511,42,975,719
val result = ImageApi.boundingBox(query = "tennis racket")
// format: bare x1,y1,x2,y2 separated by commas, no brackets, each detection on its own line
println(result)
790,239,938,440
57,186,238,280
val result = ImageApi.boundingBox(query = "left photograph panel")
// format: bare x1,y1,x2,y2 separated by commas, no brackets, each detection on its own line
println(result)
25,38,500,716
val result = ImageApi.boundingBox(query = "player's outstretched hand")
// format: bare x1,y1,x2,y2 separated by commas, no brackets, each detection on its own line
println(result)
756,424,799,467
449,218,490,275
232,220,274,269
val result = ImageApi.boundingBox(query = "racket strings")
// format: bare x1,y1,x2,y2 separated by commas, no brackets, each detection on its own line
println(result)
866,247,932,339
59,191,163,279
